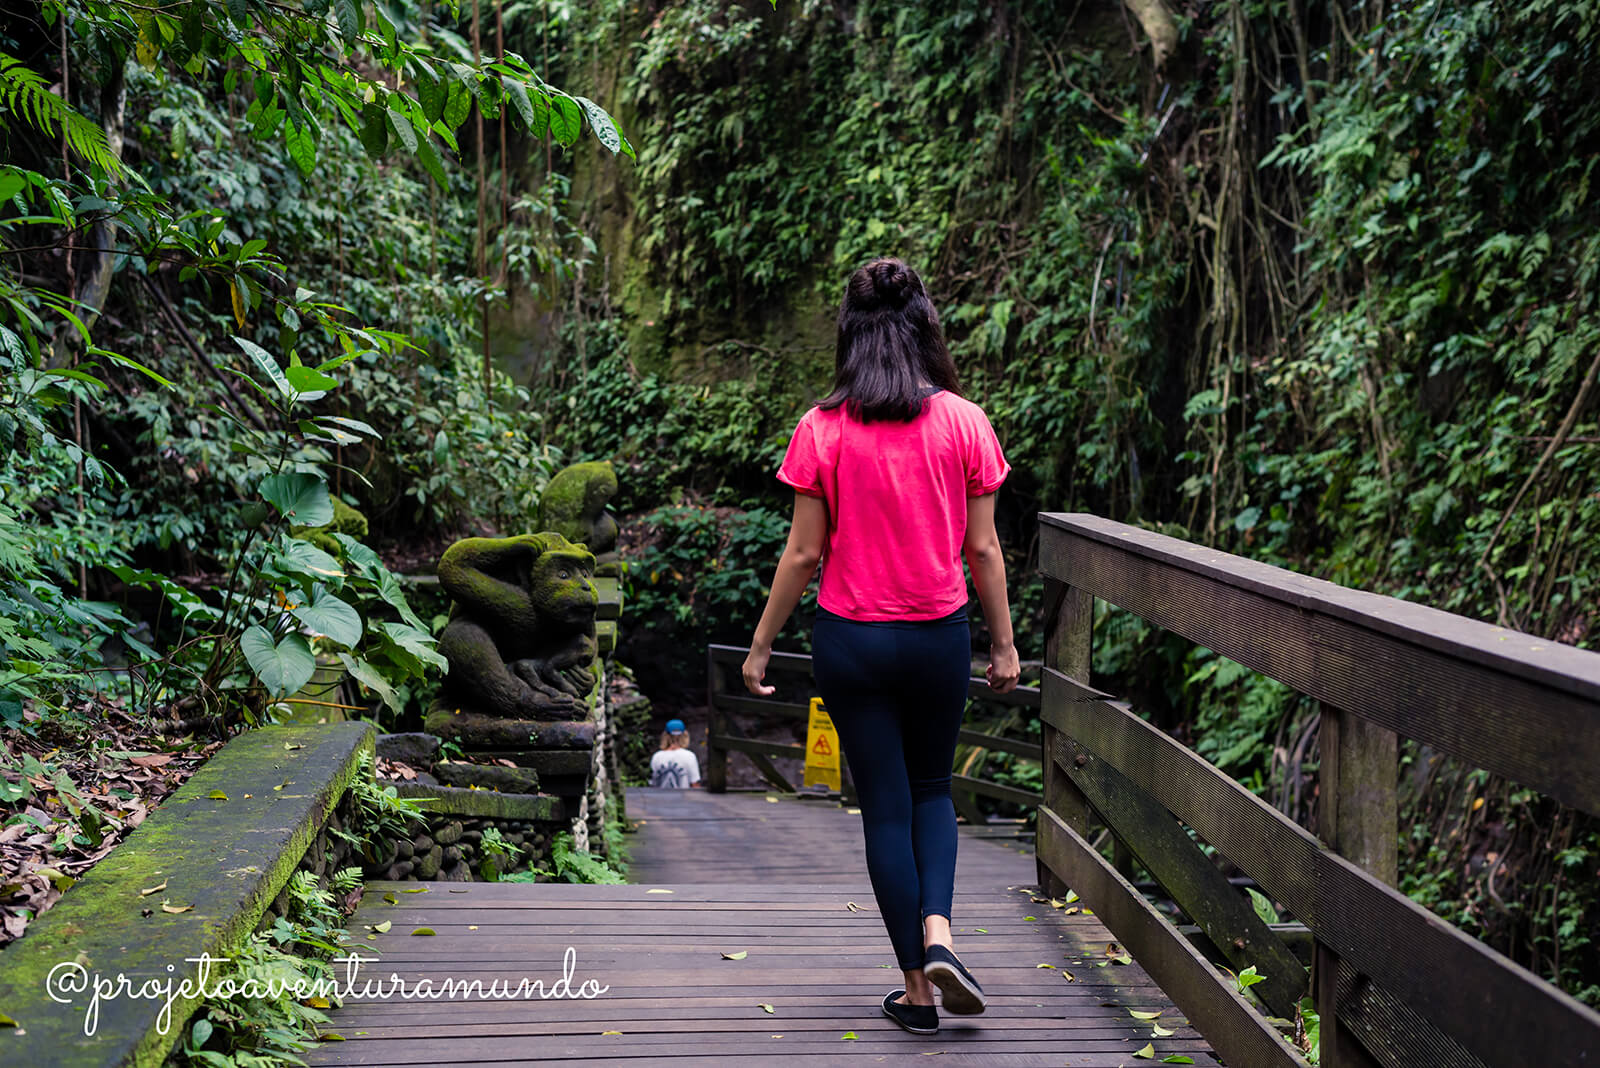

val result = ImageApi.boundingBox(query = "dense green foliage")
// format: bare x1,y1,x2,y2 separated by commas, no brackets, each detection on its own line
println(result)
2,0,623,724
4,0,1596,1021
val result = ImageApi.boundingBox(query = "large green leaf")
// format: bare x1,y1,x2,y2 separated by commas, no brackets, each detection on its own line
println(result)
359,102,388,158
387,106,418,155
292,586,362,647
418,72,447,124
574,96,622,155
339,652,400,712
379,621,447,671
317,415,380,440
549,95,581,147
333,0,362,40
260,472,333,527
273,536,346,583
284,360,337,396
241,626,316,698
285,120,317,177
415,137,447,188
504,79,550,140
443,80,471,129
234,336,293,399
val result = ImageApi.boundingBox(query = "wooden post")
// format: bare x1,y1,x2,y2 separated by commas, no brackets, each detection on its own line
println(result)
1039,576,1093,895
705,650,727,793
1313,703,1396,1067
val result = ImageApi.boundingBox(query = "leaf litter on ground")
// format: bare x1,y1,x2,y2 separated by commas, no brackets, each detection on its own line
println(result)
0,703,222,947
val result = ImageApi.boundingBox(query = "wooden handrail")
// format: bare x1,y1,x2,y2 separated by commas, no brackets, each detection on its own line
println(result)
1036,512,1600,1068
1040,513,1600,815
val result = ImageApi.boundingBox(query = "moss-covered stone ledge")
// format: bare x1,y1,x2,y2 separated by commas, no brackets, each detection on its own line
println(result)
0,722,375,1068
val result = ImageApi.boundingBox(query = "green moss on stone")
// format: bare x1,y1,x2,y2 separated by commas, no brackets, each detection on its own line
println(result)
0,723,374,1068
392,784,567,822
535,463,617,549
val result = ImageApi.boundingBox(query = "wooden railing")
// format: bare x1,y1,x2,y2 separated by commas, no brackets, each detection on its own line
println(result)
1036,513,1600,1067
704,643,1042,817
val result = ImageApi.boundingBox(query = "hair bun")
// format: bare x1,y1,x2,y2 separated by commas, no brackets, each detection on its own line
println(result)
868,259,918,308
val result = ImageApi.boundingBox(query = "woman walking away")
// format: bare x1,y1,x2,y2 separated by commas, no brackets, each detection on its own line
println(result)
742,257,1020,1036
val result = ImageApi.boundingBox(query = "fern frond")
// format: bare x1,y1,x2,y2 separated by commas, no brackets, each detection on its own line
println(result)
0,53,125,177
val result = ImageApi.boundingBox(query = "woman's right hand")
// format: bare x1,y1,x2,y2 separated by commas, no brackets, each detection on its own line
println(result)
743,644,775,696
986,640,1020,693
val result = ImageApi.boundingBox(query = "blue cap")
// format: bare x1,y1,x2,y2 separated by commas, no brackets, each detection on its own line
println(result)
665,718,686,734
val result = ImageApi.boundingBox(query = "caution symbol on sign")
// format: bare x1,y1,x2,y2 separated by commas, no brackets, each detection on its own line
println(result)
804,697,842,792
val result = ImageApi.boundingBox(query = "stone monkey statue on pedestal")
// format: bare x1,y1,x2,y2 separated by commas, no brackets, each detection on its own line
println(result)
434,533,598,719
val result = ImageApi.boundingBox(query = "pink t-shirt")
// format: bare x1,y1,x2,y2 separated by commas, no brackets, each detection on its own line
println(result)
776,391,1010,621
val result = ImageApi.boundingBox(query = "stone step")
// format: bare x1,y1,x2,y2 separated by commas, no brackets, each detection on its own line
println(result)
594,576,624,620
393,783,566,822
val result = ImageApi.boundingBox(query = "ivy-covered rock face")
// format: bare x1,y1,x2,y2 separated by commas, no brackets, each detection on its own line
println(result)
536,461,619,557
434,533,599,721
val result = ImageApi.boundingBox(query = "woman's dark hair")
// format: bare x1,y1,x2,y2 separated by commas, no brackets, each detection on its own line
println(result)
818,257,962,422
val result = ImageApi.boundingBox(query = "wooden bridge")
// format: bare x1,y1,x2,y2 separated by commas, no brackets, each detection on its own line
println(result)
309,514,1600,1066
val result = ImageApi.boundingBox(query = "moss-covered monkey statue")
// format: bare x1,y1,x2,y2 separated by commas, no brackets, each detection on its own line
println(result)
434,533,599,719
536,461,619,560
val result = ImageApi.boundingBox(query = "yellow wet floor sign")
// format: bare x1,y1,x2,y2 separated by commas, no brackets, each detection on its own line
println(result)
804,697,841,792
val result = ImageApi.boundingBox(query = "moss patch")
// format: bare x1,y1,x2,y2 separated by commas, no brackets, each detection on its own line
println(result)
0,722,374,1068
391,784,567,822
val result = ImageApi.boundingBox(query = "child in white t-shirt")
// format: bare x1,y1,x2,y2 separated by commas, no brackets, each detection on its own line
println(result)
650,718,701,788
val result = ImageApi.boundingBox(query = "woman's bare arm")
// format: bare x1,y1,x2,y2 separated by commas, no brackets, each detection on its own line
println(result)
963,493,1019,692
743,493,829,695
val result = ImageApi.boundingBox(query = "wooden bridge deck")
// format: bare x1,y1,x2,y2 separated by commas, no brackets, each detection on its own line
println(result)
305,788,1218,1065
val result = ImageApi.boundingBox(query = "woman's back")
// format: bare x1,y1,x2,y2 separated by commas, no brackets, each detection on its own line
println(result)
778,390,1008,621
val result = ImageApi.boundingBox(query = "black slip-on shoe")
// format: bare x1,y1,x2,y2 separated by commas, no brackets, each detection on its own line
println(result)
923,944,987,1015
882,989,939,1035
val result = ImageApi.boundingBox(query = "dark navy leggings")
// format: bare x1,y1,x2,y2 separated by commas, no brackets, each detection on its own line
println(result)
811,606,971,971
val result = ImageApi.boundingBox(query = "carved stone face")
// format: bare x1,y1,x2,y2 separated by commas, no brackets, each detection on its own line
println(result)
530,548,597,626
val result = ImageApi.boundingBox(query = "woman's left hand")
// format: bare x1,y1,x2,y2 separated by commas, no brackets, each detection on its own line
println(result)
743,645,775,696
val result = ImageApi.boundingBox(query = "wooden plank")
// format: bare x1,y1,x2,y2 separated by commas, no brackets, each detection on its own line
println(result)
1330,956,1489,1068
306,785,1217,1068
705,650,728,792
956,728,1041,760
1057,738,1307,1019
950,773,1040,808
1040,514,1600,699
309,1041,1214,1066
1317,704,1397,883
966,678,1043,709
1042,668,1600,1067
709,643,814,670
1039,514,1600,816
708,734,803,763
713,693,811,719
1039,576,1093,897
1036,807,1301,1068
1317,702,1395,1068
